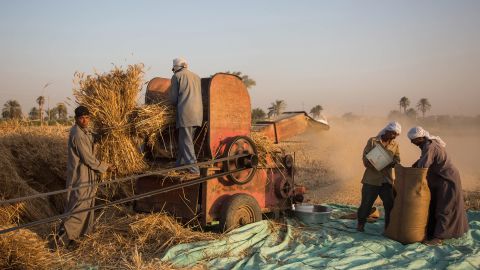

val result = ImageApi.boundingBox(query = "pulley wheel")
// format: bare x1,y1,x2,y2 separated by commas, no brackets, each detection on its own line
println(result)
275,178,294,199
223,136,258,185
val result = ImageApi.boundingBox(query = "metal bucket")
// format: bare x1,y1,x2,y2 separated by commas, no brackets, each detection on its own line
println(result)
293,203,332,224
365,143,393,171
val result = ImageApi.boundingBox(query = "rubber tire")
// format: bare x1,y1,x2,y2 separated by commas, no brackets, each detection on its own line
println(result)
220,194,262,232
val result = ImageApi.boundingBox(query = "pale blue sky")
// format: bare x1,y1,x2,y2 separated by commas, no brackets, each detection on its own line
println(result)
1,0,479,116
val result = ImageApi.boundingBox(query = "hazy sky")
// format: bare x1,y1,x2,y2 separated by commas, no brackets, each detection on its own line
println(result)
1,0,479,117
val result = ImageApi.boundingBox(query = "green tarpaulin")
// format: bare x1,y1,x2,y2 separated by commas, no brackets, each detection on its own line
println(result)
162,204,480,269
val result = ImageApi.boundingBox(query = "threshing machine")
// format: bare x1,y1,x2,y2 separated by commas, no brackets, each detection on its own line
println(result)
135,73,325,231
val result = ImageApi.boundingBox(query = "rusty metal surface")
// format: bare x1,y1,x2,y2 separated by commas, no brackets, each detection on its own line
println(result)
274,113,309,141
135,175,201,223
208,73,251,157
204,168,292,223
138,73,307,227
145,77,171,104
253,111,329,143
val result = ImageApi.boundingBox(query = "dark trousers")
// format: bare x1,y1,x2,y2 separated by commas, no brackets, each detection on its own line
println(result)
357,183,394,227
176,126,199,173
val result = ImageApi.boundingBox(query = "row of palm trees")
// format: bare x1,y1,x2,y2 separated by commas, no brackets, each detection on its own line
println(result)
399,96,432,118
2,96,68,123
252,100,324,121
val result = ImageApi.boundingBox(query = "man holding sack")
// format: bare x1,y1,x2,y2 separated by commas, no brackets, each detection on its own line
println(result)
408,126,469,245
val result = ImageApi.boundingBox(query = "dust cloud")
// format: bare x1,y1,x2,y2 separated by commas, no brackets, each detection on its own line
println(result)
289,117,480,205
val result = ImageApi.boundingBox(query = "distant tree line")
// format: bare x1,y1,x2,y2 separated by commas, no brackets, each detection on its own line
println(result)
389,96,432,120
251,100,324,123
1,95,69,124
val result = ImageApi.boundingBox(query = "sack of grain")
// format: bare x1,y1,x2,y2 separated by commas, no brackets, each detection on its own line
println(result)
385,165,430,244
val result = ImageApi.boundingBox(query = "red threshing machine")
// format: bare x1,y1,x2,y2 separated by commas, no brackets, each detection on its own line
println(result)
135,73,327,231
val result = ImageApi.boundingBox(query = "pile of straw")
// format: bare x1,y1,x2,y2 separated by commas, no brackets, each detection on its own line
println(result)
70,207,219,268
0,128,62,229
250,132,282,166
0,125,69,212
130,102,175,147
73,64,149,176
0,226,61,270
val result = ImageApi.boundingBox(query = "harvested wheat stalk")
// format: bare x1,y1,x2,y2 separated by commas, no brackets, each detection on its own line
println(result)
0,226,62,270
73,64,148,176
130,103,175,147
250,132,282,166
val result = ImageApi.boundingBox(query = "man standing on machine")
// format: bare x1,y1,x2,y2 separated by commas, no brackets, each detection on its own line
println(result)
170,57,203,176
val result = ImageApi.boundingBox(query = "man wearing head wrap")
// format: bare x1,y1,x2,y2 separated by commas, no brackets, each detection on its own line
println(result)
408,126,469,245
53,106,113,248
357,121,401,232
170,57,203,175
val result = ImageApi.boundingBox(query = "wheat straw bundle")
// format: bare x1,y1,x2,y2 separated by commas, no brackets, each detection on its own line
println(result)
131,102,175,147
250,132,281,166
0,226,61,270
73,64,148,176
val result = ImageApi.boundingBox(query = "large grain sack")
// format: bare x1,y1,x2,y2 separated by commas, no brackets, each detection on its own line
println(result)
385,165,430,244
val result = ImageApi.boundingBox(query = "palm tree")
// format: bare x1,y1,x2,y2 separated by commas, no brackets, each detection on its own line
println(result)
399,96,410,113
2,100,23,119
29,107,40,120
267,100,286,119
225,71,256,89
36,96,45,125
251,108,266,122
310,105,323,119
416,98,431,118
56,103,68,120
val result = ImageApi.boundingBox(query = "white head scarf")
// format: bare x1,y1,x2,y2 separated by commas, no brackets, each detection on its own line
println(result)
407,126,447,147
377,121,402,137
172,57,188,71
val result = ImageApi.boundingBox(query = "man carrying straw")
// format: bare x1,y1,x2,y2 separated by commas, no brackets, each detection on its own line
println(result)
53,106,113,248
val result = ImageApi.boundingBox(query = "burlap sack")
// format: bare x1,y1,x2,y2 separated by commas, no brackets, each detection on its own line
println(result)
385,165,430,244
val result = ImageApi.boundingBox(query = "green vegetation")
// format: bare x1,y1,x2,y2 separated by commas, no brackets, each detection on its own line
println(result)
310,105,323,119
252,108,266,122
267,100,286,119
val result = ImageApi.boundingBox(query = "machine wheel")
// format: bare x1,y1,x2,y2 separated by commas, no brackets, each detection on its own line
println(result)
220,194,262,232
275,178,294,199
223,136,258,185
